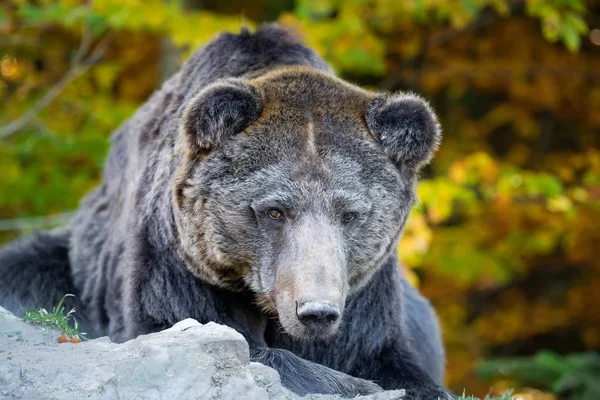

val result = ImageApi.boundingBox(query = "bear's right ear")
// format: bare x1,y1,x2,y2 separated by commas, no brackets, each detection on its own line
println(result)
181,79,262,153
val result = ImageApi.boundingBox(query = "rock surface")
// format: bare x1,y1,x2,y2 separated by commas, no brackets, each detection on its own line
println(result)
0,307,405,400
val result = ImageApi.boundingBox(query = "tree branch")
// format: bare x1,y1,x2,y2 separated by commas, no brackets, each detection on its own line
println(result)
379,0,526,90
0,212,74,232
0,1,111,140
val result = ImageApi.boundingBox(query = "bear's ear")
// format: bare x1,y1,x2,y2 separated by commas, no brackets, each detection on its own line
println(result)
366,93,441,171
181,79,262,152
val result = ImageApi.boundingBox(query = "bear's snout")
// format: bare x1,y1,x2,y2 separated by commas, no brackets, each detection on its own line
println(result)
275,289,345,340
296,300,341,334
269,213,349,340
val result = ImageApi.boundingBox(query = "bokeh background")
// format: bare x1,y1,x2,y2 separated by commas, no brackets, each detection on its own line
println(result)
1,0,599,398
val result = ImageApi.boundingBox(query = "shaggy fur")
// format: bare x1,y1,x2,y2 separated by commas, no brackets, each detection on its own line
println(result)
0,26,452,399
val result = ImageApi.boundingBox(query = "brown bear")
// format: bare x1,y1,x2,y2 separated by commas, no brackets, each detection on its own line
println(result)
0,26,453,399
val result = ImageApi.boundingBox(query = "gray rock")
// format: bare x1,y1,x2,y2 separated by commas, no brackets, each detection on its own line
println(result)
0,307,405,400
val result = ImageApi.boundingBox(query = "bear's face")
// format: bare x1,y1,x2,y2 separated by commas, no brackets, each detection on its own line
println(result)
174,67,440,340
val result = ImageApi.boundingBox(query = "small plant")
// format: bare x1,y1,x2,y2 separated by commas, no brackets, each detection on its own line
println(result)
457,390,514,400
21,294,87,341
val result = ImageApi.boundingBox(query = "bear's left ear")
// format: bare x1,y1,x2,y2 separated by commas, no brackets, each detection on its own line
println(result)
366,93,441,171
181,79,262,153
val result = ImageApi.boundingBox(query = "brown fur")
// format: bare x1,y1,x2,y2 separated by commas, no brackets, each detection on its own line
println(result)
251,66,376,125
173,66,381,292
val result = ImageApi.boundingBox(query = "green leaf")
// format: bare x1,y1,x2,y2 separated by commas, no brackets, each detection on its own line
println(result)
565,12,589,34
461,0,482,18
562,23,581,52
18,6,44,25
414,0,426,21
86,12,107,37
569,0,586,13
44,4,69,22
551,373,578,393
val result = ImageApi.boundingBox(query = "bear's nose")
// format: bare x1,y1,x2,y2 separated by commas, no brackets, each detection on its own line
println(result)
296,301,340,327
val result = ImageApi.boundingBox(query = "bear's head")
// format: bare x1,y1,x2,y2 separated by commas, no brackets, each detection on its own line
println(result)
174,66,441,340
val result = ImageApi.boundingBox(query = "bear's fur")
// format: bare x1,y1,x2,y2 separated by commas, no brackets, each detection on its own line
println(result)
0,26,452,399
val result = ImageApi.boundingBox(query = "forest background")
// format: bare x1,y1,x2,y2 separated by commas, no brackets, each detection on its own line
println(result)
1,1,599,399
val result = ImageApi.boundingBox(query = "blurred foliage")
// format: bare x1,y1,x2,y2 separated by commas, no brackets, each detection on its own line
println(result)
1,0,599,398
478,351,600,400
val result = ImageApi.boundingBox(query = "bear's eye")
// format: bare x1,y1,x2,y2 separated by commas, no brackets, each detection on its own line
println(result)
267,209,283,220
341,212,357,223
